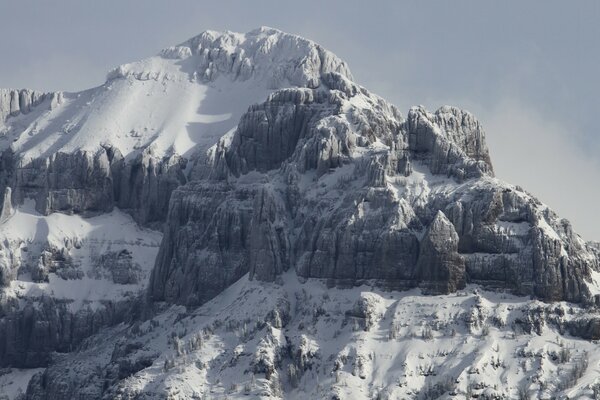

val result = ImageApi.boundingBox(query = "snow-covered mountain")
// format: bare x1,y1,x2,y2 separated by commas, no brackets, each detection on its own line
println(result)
1,27,600,399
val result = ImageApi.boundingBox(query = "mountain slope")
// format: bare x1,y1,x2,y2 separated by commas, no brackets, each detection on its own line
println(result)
0,27,598,399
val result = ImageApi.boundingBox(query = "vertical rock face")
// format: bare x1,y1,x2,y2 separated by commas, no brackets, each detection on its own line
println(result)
0,296,138,368
0,89,58,122
0,28,598,396
149,182,257,306
225,89,343,176
248,188,290,282
111,150,188,227
0,147,186,227
14,150,114,215
0,187,13,222
406,106,493,180
151,69,598,307
416,211,466,294
0,28,358,370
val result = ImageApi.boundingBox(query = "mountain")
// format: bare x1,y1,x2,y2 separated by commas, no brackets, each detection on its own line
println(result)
0,27,599,399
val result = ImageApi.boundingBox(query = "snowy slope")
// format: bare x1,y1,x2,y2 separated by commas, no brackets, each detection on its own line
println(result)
25,273,600,399
0,199,161,310
0,26,350,163
0,27,599,400
4,72,271,162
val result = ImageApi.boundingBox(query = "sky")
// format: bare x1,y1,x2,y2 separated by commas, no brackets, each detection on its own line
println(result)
0,1,598,240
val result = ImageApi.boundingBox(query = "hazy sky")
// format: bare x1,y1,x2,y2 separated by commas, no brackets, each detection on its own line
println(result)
0,1,598,240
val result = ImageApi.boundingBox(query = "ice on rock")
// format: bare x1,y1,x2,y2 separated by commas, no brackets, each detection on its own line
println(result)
0,27,598,399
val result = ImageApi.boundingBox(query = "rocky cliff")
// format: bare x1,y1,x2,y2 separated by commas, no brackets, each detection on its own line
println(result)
150,71,597,308
0,27,598,399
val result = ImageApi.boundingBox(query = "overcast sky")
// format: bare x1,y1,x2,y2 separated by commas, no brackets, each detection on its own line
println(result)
0,1,598,240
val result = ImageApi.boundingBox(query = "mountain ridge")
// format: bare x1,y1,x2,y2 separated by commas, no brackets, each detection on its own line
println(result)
0,27,599,399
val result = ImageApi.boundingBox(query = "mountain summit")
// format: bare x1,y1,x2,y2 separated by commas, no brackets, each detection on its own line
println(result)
1,28,599,399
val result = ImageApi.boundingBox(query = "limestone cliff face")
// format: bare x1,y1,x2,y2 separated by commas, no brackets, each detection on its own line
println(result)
0,27,358,370
0,296,139,368
149,181,257,306
1,27,599,381
406,105,493,180
416,211,466,294
0,147,186,229
150,72,598,307
0,89,62,122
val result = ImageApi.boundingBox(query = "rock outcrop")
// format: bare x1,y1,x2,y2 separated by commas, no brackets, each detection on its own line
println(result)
151,71,598,306
0,148,186,228
149,181,258,306
0,295,140,368
406,105,493,180
0,27,598,398
0,89,61,122
416,211,466,294
120,26,353,89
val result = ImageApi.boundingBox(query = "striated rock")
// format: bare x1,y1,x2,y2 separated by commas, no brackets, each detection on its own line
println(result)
152,76,596,306
14,150,114,216
0,295,141,368
225,88,345,176
248,188,290,282
405,105,493,181
0,187,13,222
111,149,188,227
0,147,186,227
415,211,466,294
0,89,55,122
149,181,257,306
0,27,598,398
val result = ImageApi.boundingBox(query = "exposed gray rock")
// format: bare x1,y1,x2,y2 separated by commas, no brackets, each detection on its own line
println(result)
95,249,141,285
1,28,599,399
152,75,598,307
149,181,257,306
0,89,60,122
0,187,13,222
405,105,493,181
224,88,345,176
0,294,141,368
110,149,188,227
416,211,466,294
248,188,290,282
0,147,186,228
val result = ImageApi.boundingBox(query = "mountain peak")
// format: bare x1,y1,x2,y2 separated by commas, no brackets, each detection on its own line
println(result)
160,27,354,88
3,26,600,400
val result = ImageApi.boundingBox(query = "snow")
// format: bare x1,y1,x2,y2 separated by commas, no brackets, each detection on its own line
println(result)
388,162,457,208
1,27,352,164
4,69,270,162
1,27,599,399
586,269,600,296
495,220,531,235
39,272,600,399
0,200,161,310
0,368,43,400
537,216,561,241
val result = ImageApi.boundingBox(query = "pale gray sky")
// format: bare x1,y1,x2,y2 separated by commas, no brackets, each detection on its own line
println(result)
0,1,598,240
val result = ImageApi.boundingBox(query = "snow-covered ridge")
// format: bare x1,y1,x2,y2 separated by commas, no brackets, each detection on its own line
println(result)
23,273,600,399
109,26,353,86
0,200,162,310
1,26,600,399
1,27,353,164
